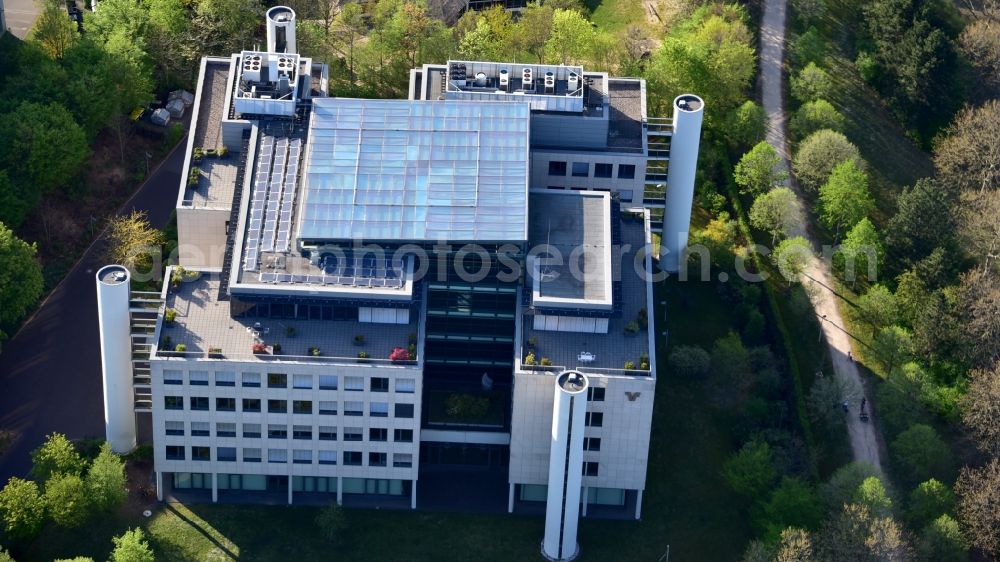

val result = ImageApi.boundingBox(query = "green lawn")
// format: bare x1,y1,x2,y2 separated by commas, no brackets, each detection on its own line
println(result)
586,0,648,33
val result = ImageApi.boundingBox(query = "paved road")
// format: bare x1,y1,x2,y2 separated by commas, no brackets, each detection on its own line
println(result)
759,0,884,472
3,0,40,39
0,140,185,482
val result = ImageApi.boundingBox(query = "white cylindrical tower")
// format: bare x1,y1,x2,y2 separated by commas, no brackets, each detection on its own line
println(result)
542,371,589,562
662,94,705,272
266,6,297,54
96,265,137,454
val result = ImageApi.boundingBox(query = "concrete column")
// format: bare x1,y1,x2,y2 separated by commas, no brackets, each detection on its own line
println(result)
212,473,218,503
336,476,343,506
581,487,588,517
661,95,705,272
95,265,138,454
288,475,293,505
543,371,589,562
508,483,515,514
411,480,417,509
156,471,164,501
635,490,643,520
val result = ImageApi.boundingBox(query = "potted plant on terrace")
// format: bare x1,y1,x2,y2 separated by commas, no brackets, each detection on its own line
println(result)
353,335,365,346
624,321,640,335
309,346,321,357
357,351,369,363
208,347,223,358
252,343,267,355
164,308,177,324
389,347,409,362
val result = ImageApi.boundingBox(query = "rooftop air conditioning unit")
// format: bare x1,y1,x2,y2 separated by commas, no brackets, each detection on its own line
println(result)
499,69,509,91
475,72,487,87
544,71,555,94
522,68,533,91
568,72,580,92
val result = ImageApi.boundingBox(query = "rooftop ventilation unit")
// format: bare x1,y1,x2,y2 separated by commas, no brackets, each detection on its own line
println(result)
522,68,534,91
544,71,555,94
243,56,262,82
568,72,580,92
499,69,509,91
475,72,487,87
450,62,467,87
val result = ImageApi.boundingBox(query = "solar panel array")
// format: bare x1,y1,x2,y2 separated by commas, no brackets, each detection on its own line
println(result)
257,255,406,289
243,134,301,271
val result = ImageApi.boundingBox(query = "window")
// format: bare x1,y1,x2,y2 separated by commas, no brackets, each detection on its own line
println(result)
216,397,236,412
243,448,262,462
369,428,387,442
371,377,389,392
394,403,414,419
319,426,337,441
292,374,313,389
583,462,599,476
191,422,210,437
243,423,261,438
293,425,312,440
319,375,338,390
584,437,601,451
293,450,312,464
572,162,589,177
241,372,261,387
293,400,313,415
395,378,415,393
548,161,567,176
242,398,261,412
345,376,364,391
370,402,389,417
618,164,636,179
344,427,363,442
189,371,209,386
165,421,184,436
368,452,387,467
215,371,235,387
164,396,183,410
585,412,604,427
216,423,236,438
588,387,605,402
165,445,184,460
191,446,210,461
394,429,413,443
268,449,287,464
319,450,337,465
595,163,613,178
268,399,287,414
217,447,236,462
267,424,287,439
163,371,182,385
343,451,362,466
344,401,363,416
393,453,413,468
190,397,209,411
319,401,337,415
267,373,287,388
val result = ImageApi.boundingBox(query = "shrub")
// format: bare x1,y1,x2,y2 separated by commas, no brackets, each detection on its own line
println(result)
855,51,877,83
624,321,640,334
624,361,635,370
310,347,322,357
174,343,186,352
445,394,490,421
408,332,418,344
524,352,537,366
668,345,711,378
218,146,229,158
251,343,267,354
164,308,177,323
356,351,368,359
540,357,552,366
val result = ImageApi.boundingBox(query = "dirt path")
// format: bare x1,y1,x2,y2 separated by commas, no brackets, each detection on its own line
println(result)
759,0,885,473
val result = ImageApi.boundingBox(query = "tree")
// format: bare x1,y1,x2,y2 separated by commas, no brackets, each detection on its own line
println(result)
458,7,514,61
790,62,832,103
907,479,956,528
792,130,863,193
29,0,79,58
189,0,264,57
750,188,801,244
44,473,90,527
874,363,931,438
819,462,880,512
753,477,823,541
816,503,912,561
735,142,787,198
109,527,155,562
961,360,1000,457
933,100,1000,196
955,458,1000,556
0,548,14,562
871,326,914,374
86,443,127,512
774,527,815,562
959,17,1000,99
807,373,859,433
711,332,753,398
791,26,827,66
30,433,86,484
315,503,348,544
917,514,969,562
0,477,46,540
958,269,1000,369
331,3,367,84
0,223,44,344
773,237,812,284
105,211,166,277
0,101,88,198
958,190,1000,275
544,9,593,65
514,4,554,63
854,285,897,334
836,218,882,286
853,476,893,517
667,345,711,378
722,440,777,498
818,160,873,239
884,178,956,273
890,424,953,486
726,101,767,150
790,99,845,140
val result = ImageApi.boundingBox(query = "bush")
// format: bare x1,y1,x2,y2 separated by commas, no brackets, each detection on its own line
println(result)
624,361,635,370
315,503,348,545
624,321,640,334
174,343,186,352
790,99,845,139
793,130,863,192
524,352,537,366
389,347,409,361
667,345,711,378
445,394,490,422
540,357,552,366
44,473,90,528
164,308,177,323
890,424,954,486
855,51,878,82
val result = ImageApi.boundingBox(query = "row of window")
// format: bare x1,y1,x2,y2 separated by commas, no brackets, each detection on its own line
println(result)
163,396,415,418
547,161,636,180
165,421,414,443
163,372,415,393
164,446,413,467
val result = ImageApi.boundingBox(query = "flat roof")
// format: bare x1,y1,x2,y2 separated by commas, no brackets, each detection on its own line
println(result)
529,191,611,306
296,98,530,242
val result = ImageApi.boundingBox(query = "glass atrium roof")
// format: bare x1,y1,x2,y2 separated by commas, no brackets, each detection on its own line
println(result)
297,98,530,242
